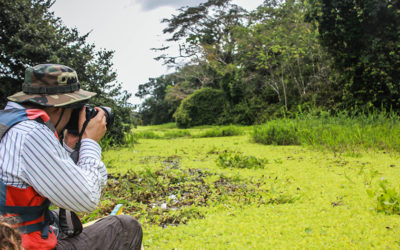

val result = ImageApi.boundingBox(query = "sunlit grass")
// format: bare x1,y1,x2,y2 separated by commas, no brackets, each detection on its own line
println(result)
253,112,400,153
130,124,248,139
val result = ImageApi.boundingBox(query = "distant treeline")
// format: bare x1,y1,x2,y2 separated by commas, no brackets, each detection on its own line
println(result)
135,0,400,127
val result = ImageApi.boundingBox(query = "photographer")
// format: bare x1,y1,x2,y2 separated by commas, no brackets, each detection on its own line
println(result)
0,64,142,249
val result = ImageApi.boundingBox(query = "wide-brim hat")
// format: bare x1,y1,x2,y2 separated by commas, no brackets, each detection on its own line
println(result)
7,64,96,107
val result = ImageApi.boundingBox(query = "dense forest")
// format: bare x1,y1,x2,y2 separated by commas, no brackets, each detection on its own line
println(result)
1,0,399,138
136,0,400,127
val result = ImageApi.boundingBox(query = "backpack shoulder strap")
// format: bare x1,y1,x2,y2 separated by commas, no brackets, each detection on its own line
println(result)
0,109,29,141
0,108,59,142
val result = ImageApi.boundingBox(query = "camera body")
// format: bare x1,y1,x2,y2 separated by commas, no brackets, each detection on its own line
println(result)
65,104,114,135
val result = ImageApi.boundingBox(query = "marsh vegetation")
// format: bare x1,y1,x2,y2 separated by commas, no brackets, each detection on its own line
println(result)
85,115,400,249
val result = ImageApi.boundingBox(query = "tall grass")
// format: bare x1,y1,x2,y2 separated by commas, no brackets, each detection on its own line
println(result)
133,131,162,139
194,125,244,138
163,130,191,139
99,134,114,150
123,132,138,148
253,111,400,153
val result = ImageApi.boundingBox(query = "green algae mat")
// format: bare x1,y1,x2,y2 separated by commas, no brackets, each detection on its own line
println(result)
93,129,400,249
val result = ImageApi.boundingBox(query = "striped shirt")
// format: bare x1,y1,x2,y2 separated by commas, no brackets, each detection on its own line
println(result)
0,102,107,213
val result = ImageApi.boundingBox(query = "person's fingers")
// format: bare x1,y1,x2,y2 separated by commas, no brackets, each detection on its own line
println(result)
94,107,105,121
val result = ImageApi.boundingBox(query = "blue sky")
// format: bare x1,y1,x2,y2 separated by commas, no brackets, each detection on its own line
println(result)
51,0,263,105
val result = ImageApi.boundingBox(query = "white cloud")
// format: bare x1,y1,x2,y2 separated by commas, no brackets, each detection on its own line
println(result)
133,0,206,11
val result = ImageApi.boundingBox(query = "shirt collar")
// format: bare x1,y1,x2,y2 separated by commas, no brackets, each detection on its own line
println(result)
5,101,25,110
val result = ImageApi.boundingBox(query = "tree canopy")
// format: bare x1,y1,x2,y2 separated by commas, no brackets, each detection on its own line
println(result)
136,0,399,127
306,0,400,109
0,0,133,144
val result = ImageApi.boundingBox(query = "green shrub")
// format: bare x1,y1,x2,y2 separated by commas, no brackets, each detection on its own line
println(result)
99,134,114,150
195,125,243,138
163,130,191,139
174,88,228,128
369,180,400,215
123,132,138,147
253,121,300,145
133,131,161,139
216,152,268,169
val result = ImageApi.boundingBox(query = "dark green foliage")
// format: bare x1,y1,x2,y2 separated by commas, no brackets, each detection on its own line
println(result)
0,0,62,108
174,88,228,128
237,0,333,111
217,152,268,169
367,179,400,215
307,0,400,109
0,0,132,144
376,180,400,215
139,0,336,126
138,0,400,127
137,97,173,125
0,0,92,106
136,74,178,125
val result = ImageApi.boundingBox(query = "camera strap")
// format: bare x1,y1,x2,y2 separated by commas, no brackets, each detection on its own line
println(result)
57,109,85,238
70,118,90,164
54,108,65,130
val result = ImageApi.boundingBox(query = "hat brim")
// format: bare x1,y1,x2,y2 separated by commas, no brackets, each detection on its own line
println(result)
7,89,97,107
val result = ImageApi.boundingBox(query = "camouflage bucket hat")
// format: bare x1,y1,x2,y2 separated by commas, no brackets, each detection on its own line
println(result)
7,64,96,107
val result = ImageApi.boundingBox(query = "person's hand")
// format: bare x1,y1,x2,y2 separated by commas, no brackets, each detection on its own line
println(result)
79,107,107,142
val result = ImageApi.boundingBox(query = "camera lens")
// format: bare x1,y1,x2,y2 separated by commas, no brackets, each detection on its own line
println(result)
100,107,114,127
86,106,114,128
66,105,114,135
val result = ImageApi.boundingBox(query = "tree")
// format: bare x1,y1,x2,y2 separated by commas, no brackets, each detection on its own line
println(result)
139,0,337,126
155,0,247,66
174,88,228,128
1,0,57,107
153,0,254,123
234,0,335,110
0,0,132,144
306,0,400,109
135,74,178,125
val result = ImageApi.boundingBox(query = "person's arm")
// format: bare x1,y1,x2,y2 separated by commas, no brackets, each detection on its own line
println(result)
21,123,107,213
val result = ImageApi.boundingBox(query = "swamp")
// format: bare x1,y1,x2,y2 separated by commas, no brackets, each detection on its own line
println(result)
85,119,400,249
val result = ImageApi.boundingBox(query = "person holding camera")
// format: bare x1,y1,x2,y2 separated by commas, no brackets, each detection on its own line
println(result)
0,64,143,249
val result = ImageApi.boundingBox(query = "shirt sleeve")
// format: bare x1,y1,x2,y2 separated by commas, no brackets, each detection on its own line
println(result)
21,124,108,213
62,141,74,155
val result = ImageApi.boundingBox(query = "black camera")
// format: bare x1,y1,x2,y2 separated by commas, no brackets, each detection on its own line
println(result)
65,104,114,135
